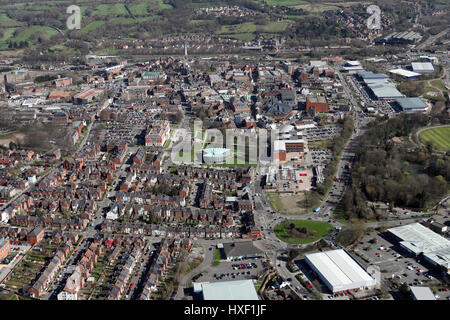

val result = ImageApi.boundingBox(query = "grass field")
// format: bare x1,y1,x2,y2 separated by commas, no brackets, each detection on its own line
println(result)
217,20,291,36
9,26,59,44
274,219,333,244
79,21,106,34
267,192,310,215
92,4,128,17
419,127,450,152
430,79,446,91
256,0,309,6
130,0,174,14
0,13,22,27
0,28,16,49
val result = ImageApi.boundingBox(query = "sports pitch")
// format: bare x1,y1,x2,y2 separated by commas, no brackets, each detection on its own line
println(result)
419,127,450,152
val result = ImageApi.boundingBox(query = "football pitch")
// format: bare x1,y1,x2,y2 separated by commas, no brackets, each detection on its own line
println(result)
419,127,450,152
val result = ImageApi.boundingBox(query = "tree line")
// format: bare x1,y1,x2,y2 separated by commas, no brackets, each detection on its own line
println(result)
341,113,449,221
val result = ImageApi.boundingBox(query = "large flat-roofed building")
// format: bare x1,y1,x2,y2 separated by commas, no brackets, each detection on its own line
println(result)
358,71,390,82
73,88,104,104
382,31,422,43
142,71,166,82
388,223,450,273
273,139,308,163
410,286,436,300
411,62,434,74
196,280,259,300
395,97,430,114
306,95,329,113
341,60,363,73
389,69,421,79
367,82,403,100
357,71,404,100
305,249,377,293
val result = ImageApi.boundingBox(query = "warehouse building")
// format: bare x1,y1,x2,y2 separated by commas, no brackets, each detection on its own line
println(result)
341,60,364,74
394,97,430,114
389,69,421,79
411,62,435,74
388,223,450,274
357,71,404,100
382,31,422,44
305,249,377,293
194,280,259,300
367,83,404,100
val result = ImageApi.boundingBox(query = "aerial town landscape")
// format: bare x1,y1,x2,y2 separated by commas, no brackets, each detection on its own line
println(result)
0,0,448,305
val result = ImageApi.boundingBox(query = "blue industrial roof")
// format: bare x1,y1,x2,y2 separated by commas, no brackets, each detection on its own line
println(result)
395,97,427,110
368,83,403,98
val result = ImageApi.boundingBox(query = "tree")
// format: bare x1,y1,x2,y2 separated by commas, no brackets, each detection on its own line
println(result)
399,282,410,298
425,141,434,155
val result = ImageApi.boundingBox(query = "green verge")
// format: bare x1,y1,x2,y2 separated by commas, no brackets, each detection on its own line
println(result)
274,219,333,244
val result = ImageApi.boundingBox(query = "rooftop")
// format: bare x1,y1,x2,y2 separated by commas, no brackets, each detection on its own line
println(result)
367,83,403,99
388,223,450,255
222,241,264,259
200,279,259,300
305,249,376,291
410,286,436,300
411,62,434,72
395,97,428,111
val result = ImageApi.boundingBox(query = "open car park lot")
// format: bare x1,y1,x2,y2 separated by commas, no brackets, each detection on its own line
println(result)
353,229,450,300
193,257,268,284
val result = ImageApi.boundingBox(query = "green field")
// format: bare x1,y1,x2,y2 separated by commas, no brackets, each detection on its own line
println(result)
92,4,128,17
189,2,229,8
419,127,450,152
8,26,59,45
0,13,22,27
274,219,333,244
79,21,106,34
130,0,174,14
256,0,309,6
0,28,16,49
218,20,291,36
217,20,291,41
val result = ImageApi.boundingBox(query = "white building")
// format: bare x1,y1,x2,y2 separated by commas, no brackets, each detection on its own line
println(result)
411,62,435,74
410,286,436,300
195,279,259,300
388,223,450,273
305,249,377,293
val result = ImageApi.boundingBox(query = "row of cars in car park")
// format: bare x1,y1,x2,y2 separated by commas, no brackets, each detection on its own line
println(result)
213,271,253,280
327,288,361,299
232,262,257,270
